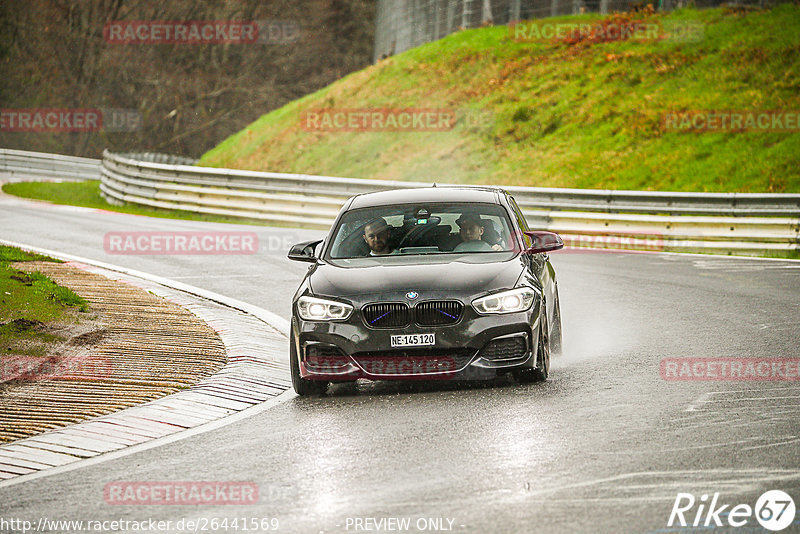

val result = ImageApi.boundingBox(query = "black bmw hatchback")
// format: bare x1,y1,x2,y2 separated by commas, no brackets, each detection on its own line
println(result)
287,186,564,395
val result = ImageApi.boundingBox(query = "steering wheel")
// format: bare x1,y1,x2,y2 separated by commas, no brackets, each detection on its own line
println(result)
395,222,440,251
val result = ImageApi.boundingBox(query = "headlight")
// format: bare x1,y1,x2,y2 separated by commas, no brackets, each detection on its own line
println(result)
297,296,353,321
472,287,536,315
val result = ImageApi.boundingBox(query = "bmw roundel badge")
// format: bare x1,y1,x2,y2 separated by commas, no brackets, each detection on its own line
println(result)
406,291,419,300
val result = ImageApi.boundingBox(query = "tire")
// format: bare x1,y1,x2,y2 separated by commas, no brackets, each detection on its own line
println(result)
514,308,550,384
550,293,563,356
290,330,328,396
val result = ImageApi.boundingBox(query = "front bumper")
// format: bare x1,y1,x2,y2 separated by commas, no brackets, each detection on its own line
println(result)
292,301,542,381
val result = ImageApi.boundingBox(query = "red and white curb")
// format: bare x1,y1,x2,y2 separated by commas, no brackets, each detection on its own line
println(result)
0,241,294,487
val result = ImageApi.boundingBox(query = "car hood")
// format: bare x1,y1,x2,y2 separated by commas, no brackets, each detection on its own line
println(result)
308,255,524,299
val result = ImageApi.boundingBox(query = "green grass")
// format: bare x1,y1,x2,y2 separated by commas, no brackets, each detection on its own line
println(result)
760,249,800,260
199,4,800,193
0,245,88,356
1,181,295,227
0,246,57,264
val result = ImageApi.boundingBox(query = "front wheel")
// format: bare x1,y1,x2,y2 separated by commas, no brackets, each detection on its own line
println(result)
514,308,550,384
290,331,328,396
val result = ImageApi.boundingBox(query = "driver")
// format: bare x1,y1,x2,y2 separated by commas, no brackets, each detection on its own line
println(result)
456,213,503,251
363,217,395,255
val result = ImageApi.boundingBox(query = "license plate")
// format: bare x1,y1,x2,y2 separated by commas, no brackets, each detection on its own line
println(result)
391,333,435,348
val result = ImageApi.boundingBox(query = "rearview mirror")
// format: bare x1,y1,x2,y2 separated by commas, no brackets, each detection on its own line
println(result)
288,239,323,262
524,231,564,254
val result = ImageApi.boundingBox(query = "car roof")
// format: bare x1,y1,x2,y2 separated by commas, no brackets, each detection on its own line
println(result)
347,186,506,209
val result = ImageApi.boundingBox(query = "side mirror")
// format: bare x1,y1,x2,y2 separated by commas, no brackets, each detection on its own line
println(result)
524,231,564,254
288,239,323,262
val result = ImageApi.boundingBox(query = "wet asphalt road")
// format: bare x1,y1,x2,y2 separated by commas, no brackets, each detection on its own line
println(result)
1,193,800,533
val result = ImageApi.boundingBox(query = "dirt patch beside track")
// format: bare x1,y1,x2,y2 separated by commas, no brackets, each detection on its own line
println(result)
0,261,227,443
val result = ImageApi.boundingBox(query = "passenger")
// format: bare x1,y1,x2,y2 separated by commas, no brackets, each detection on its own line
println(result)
456,213,503,251
362,217,395,256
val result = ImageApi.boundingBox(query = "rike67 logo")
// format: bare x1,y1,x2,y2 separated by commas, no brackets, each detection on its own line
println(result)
669,490,796,531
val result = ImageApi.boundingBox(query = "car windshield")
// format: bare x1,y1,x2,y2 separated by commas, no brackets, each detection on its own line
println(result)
327,202,516,259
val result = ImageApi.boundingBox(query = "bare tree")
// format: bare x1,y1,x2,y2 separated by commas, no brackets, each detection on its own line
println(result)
0,0,376,158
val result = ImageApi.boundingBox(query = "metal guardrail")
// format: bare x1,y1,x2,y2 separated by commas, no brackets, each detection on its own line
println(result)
507,186,800,217
100,150,800,255
0,148,101,182
113,152,199,166
3,148,794,254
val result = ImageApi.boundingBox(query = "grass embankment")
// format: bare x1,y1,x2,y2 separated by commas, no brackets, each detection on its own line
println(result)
200,4,800,192
1,181,283,226
0,245,87,357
